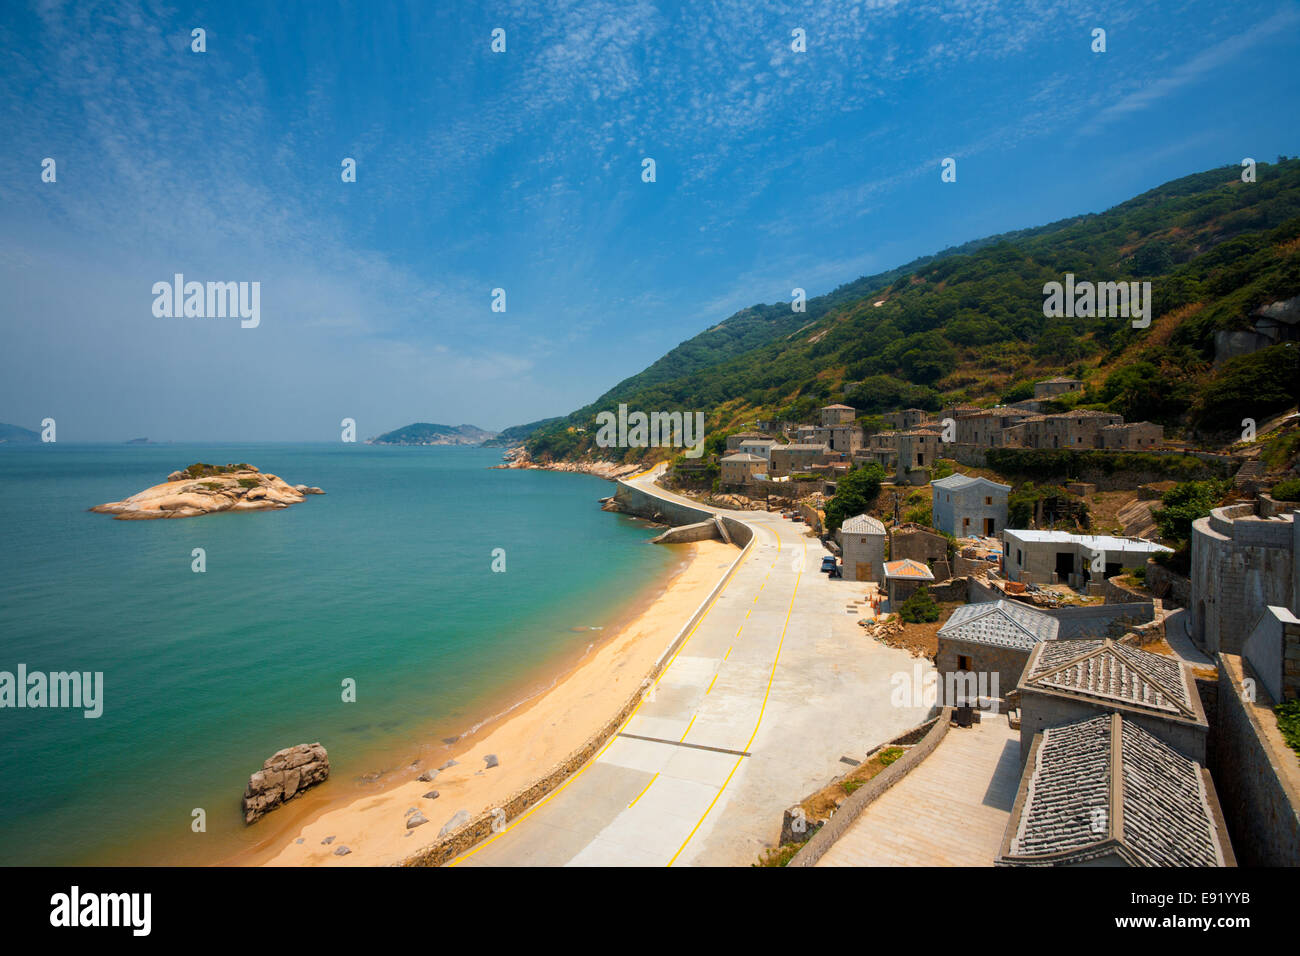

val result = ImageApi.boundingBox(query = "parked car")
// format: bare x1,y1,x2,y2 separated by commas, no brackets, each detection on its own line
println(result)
791,514,804,523
828,565,843,579
821,556,838,573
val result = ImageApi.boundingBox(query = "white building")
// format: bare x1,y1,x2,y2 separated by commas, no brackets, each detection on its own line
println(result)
1002,529,1172,587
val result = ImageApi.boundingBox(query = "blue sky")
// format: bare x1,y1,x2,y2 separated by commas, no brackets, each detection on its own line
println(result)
1,0,1297,440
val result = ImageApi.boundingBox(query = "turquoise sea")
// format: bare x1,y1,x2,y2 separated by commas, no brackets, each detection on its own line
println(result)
0,443,679,865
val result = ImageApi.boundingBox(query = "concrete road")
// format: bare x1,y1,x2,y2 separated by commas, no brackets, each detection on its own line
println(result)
453,469,933,867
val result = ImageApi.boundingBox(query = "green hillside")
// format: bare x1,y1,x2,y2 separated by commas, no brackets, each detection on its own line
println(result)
528,159,1300,462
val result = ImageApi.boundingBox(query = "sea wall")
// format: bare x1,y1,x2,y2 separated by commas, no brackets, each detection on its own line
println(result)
611,481,714,526
403,482,755,867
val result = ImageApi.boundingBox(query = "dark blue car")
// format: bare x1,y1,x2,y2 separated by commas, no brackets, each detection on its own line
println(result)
821,555,838,573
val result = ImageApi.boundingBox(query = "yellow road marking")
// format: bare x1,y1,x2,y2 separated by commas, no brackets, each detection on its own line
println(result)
667,535,806,867
680,715,697,742
628,772,659,809
724,646,732,660
706,673,718,694
448,526,757,866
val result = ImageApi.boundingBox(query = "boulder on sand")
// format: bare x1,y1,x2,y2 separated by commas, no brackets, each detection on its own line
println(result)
241,742,330,825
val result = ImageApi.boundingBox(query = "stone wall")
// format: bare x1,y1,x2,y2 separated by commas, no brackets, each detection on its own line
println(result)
927,577,968,602
1146,560,1191,609
1103,574,1151,605
1210,654,1300,866
1190,504,1296,655
787,709,951,867
1045,601,1155,638
954,554,995,577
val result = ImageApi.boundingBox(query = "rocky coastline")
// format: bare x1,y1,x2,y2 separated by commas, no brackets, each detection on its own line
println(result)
491,444,642,480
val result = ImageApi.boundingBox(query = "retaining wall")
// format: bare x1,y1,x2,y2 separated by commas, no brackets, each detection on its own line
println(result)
1210,654,1300,866
787,709,951,867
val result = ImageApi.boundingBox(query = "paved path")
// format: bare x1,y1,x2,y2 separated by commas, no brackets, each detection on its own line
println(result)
454,469,931,867
816,716,1021,867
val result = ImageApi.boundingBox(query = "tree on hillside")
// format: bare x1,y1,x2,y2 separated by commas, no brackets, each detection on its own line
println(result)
825,463,886,533
1191,345,1300,433
1154,479,1232,542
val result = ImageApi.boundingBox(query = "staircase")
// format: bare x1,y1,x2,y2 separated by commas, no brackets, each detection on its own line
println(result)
1233,459,1264,491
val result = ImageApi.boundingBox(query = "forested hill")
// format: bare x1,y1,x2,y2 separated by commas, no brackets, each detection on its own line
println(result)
528,158,1300,462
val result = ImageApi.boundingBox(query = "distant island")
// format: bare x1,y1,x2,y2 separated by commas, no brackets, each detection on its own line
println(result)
367,423,497,446
91,463,324,520
0,422,40,443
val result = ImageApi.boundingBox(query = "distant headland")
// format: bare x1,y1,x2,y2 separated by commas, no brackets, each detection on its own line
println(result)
91,463,324,520
366,422,497,446
0,422,40,443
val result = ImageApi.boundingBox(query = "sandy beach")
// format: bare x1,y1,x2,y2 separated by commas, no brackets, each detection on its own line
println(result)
251,537,740,866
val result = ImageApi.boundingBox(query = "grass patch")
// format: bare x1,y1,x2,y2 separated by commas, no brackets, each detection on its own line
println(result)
878,746,904,767
1277,700,1300,758
753,842,806,867
237,478,260,489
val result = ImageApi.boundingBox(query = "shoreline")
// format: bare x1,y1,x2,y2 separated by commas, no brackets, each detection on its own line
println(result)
242,534,739,867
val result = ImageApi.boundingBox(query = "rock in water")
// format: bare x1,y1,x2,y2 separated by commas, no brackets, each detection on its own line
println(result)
241,742,330,825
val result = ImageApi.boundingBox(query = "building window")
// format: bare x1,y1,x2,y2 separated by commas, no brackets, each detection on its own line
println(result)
957,655,972,671
984,496,992,505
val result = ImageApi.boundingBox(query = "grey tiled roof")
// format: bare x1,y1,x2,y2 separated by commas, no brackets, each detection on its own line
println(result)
939,600,1059,650
1023,639,1196,719
841,514,886,535
999,714,1226,867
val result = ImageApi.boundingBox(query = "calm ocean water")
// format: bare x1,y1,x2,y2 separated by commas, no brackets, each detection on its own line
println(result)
0,443,678,865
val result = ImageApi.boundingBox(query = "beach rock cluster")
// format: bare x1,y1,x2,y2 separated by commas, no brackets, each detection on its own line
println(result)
91,464,324,520
241,742,330,825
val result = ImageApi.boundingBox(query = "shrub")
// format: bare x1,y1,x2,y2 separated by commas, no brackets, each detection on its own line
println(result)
1271,477,1300,502
898,585,940,623
1154,478,1231,542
